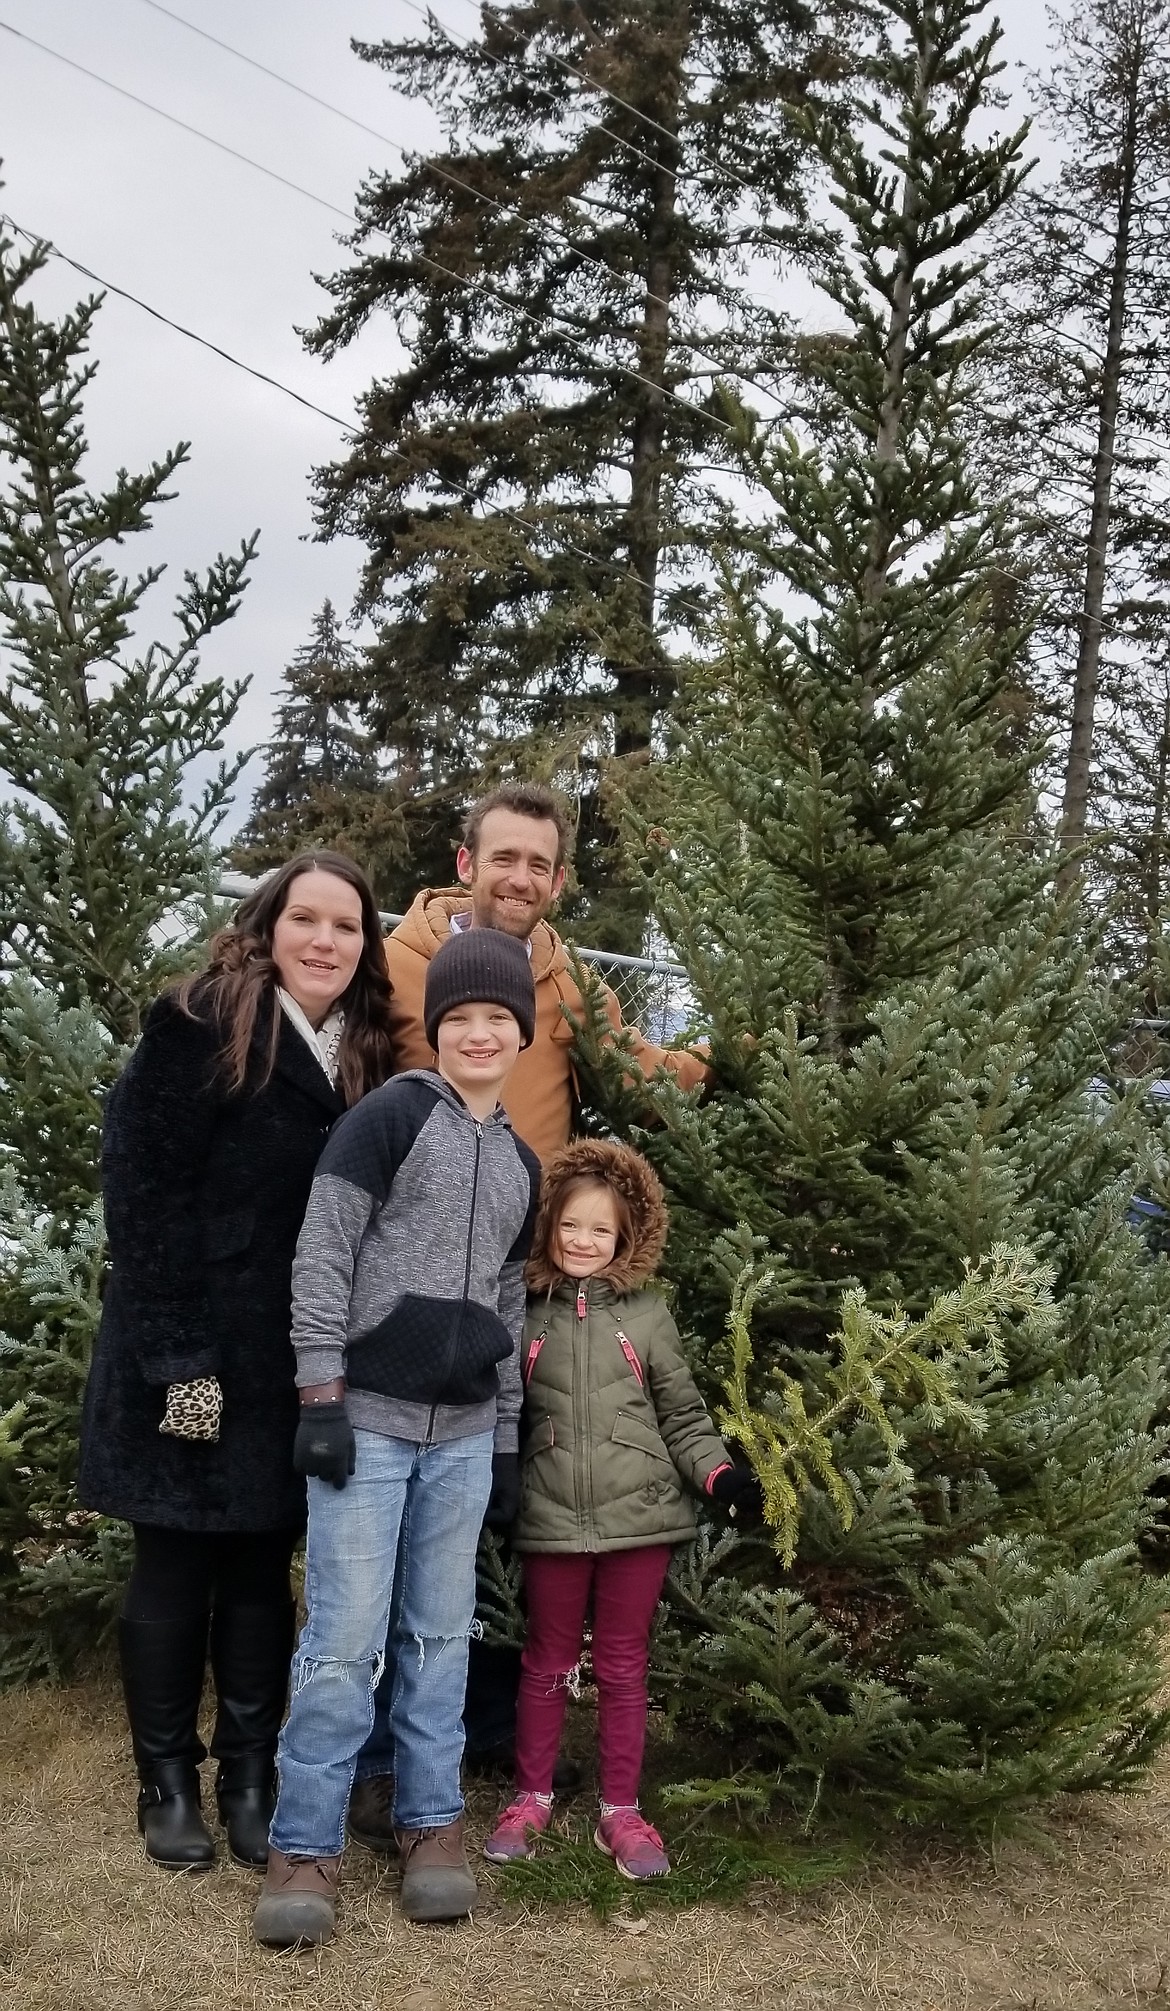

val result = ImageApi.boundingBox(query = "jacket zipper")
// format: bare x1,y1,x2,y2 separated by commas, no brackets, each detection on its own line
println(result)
572,1279,591,1548
427,1117,482,1442
616,1330,644,1388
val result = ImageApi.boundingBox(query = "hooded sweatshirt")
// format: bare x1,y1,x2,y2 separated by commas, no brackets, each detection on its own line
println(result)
514,1140,731,1554
385,890,711,1164
290,1070,540,1452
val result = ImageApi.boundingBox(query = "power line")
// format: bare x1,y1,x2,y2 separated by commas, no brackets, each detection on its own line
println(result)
399,0,767,209
0,23,728,627
0,15,734,437
0,209,712,626
134,0,789,418
0,213,354,430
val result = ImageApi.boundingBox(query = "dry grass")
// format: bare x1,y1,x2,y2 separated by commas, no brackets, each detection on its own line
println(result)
4,1667,1170,2011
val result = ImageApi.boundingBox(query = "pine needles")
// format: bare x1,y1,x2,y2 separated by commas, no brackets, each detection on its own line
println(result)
719,1244,1057,1566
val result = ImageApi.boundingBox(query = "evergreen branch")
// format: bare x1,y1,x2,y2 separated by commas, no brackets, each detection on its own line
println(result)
718,1244,1056,1567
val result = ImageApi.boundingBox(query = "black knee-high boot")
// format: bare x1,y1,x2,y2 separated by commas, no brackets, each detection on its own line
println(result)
209,1601,296,1868
118,1615,216,1870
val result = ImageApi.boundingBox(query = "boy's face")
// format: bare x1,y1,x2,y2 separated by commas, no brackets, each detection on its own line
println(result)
435,1001,523,1102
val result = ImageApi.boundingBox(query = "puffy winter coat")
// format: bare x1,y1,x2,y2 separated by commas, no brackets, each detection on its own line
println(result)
386,890,711,1164
513,1142,730,1554
78,989,348,1533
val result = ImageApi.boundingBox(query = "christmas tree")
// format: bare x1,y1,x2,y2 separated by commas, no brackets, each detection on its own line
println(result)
232,600,409,907
577,0,1170,1826
0,219,254,1681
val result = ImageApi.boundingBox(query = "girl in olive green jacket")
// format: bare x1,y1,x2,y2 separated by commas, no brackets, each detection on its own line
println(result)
483,1139,762,1882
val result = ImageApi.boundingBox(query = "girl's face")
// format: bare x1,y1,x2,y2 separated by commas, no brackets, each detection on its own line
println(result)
271,869,364,1025
553,1182,620,1279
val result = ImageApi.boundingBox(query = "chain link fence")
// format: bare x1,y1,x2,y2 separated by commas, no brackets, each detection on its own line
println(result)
212,873,695,1044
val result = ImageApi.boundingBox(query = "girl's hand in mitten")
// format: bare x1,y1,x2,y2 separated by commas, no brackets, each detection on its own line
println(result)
159,1376,223,1443
707,1462,766,1523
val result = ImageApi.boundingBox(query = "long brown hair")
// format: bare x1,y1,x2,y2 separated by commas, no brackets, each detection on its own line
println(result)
173,852,395,1105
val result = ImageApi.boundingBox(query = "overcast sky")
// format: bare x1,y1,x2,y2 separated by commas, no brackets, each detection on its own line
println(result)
0,0,1061,830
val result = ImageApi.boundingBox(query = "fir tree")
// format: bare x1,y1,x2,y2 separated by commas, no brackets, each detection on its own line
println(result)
305,0,850,947
577,0,1170,1826
0,220,254,1680
232,600,409,908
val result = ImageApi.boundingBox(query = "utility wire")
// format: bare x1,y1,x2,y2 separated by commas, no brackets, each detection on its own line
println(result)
0,217,711,629
135,0,789,417
0,16,734,437
1,212,353,429
398,0,768,208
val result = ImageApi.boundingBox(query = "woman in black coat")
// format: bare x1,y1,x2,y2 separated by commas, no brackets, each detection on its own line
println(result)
78,852,395,1872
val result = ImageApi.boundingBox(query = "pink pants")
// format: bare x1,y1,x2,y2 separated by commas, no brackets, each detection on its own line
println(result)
514,1545,673,1806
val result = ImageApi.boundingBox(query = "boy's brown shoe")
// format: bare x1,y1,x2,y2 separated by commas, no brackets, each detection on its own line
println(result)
252,1847,341,1948
348,1774,397,1851
396,1816,478,1921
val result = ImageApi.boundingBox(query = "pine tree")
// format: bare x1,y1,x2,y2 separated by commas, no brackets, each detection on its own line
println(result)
576,0,1170,1826
232,600,410,908
982,0,1170,901
304,0,851,948
0,221,254,1680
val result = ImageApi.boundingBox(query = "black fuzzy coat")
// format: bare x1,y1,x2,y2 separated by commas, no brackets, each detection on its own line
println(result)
78,989,347,1532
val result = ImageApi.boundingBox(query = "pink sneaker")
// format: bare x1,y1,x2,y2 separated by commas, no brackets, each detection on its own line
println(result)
483,1791,554,1863
593,1806,670,1880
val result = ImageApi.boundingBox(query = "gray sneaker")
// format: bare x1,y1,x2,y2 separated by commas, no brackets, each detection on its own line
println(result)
252,1848,341,1948
347,1774,397,1852
396,1816,478,1921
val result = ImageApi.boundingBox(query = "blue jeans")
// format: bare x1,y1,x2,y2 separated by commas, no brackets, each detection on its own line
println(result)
270,1427,493,1856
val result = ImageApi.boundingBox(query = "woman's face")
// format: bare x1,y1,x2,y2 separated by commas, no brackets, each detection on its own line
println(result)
553,1181,620,1279
271,870,365,1025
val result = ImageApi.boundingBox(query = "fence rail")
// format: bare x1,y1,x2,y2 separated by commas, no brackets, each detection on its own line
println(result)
214,875,694,1044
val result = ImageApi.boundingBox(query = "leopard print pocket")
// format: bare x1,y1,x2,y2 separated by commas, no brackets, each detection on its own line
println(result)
159,1377,223,1443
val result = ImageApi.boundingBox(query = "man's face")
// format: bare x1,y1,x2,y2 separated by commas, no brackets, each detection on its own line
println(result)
456,808,566,939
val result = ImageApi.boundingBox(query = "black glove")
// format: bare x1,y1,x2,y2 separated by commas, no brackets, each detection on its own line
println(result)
293,1401,355,1491
709,1463,765,1523
484,1450,521,1530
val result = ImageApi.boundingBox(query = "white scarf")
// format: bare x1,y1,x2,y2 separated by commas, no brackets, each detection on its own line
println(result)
278,988,345,1087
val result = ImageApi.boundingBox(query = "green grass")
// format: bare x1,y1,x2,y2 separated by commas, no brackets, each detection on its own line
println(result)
494,1822,862,1917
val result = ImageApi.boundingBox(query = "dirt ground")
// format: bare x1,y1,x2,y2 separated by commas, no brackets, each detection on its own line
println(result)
4,1669,1170,2011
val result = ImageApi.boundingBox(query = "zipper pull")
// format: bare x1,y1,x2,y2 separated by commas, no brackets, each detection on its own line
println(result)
576,1286,587,1322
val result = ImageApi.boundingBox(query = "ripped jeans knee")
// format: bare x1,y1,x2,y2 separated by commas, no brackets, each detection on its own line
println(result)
291,1643,385,1699
393,1613,483,1674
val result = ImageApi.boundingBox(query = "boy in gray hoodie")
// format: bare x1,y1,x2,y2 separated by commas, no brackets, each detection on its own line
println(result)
253,929,540,1949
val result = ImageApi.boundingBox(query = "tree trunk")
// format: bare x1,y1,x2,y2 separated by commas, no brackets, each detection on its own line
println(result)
1142,672,1170,1013
620,12,686,760
1056,38,1142,897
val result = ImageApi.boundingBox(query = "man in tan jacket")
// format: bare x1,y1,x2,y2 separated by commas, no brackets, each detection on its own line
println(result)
384,782,710,1163
346,784,709,1849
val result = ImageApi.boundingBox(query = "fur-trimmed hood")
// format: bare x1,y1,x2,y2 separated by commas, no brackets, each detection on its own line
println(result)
526,1138,668,1294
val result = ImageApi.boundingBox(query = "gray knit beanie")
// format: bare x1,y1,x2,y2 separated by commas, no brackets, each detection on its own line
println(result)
424,929,537,1050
